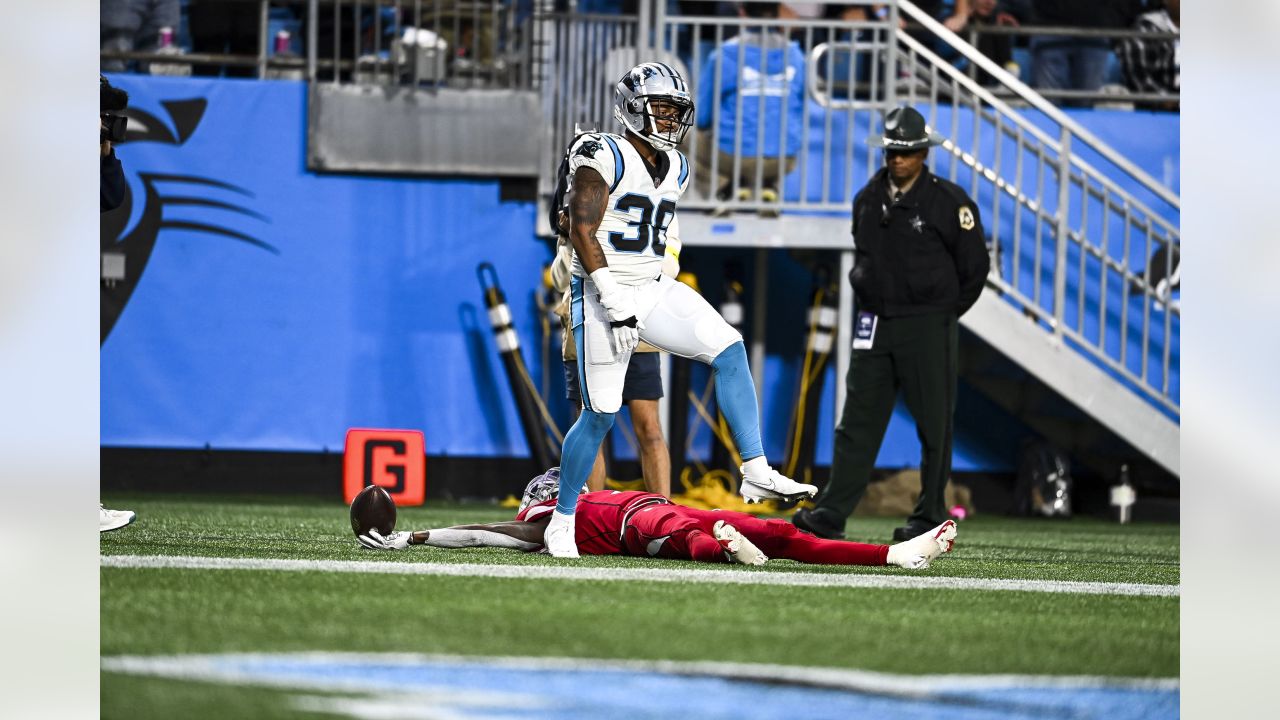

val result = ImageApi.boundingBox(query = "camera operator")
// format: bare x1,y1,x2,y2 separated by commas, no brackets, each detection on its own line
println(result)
101,76,129,213
99,75,137,533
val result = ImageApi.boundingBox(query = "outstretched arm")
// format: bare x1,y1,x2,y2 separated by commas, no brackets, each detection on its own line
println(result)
358,518,550,552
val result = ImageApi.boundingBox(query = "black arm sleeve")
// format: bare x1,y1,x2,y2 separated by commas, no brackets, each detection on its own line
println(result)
953,201,990,316
100,151,127,213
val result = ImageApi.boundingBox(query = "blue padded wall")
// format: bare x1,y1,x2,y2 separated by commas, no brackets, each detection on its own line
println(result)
102,76,1177,473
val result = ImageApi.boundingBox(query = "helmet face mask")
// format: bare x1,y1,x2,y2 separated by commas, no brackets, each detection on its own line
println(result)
518,468,560,514
614,63,694,152
517,467,585,514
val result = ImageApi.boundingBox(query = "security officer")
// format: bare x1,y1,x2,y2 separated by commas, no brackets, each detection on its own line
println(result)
794,106,989,542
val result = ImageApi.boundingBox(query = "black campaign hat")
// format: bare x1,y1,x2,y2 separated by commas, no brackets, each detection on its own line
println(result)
869,106,944,151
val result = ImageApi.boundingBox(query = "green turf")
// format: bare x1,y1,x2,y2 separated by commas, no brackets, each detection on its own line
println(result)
102,674,309,720
100,494,1179,718
99,494,1180,585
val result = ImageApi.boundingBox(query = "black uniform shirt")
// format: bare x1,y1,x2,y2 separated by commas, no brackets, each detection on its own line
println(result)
849,166,990,318
101,150,127,213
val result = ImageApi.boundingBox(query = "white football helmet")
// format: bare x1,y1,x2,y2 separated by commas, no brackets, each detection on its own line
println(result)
613,62,694,151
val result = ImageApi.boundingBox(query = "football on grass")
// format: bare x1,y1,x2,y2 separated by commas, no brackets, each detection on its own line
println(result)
350,484,397,538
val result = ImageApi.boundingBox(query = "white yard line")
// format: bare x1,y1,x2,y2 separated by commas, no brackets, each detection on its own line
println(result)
101,651,1180,694
101,554,1179,597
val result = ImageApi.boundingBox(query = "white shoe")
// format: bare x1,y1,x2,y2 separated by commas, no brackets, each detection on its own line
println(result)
713,520,768,566
99,504,136,533
886,520,957,570
739,458,818,504
543,510,579,559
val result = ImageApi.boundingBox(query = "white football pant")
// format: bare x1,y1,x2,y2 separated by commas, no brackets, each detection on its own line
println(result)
570,274,741,414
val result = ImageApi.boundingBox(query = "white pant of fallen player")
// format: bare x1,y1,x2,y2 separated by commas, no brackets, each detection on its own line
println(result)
543,509,579,559
100,504,136,533
739,457,818,504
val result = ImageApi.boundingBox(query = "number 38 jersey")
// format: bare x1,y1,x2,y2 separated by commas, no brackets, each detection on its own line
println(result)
566,132,689,285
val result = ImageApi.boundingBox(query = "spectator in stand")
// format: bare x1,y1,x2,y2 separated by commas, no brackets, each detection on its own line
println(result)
100,0,180,73
967,0,1023,86
188,0,262,77
676,2,736,72
1117,0,1179,111
695,2,806,215
926,0,975,33
1029,0,1145,105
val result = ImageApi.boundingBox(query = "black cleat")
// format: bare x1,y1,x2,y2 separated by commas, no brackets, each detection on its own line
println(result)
792,507,846,540
891,519,944,543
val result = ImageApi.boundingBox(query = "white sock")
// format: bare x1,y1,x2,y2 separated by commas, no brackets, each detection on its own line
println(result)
885,542,912,568
742,456,769,474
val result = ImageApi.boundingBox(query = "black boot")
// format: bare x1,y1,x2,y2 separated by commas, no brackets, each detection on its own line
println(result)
793,507,846,540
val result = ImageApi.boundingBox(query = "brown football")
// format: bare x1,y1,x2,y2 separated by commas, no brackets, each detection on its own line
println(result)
350,484,397,538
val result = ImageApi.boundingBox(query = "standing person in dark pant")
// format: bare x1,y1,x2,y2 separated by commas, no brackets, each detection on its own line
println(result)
793,106,989,542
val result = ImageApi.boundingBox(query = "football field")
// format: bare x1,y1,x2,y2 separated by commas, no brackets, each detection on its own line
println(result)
100,494,1179,719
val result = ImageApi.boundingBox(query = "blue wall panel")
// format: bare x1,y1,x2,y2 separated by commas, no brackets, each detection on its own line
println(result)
102,76,1178,474
102,76,547,455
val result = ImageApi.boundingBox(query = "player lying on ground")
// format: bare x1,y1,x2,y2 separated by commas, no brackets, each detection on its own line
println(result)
357,469,957,569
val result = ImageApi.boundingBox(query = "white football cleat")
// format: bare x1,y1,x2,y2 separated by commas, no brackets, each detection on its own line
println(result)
886,520,957,570
713,520,768,566
543,509,580,559
99,504,136,533
739,458,818,503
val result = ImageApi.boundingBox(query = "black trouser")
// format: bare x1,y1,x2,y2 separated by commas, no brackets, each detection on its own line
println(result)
816,311,958,526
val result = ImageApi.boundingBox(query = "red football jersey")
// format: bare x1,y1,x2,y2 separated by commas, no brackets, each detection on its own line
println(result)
516,490,669,555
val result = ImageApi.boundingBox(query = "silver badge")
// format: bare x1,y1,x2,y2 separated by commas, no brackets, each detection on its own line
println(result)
910,215,925,233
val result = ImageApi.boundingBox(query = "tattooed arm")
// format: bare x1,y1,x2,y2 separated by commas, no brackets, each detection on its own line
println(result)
568,164,641,353
567,166,610,274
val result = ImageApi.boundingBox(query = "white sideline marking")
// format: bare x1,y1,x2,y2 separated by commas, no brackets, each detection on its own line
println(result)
101,554,1179,597
101,651,1180,695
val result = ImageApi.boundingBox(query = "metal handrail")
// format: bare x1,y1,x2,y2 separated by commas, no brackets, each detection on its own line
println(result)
893,31,1179,239
960,23,1180,41
897,0,1178,211
887,12,1178,415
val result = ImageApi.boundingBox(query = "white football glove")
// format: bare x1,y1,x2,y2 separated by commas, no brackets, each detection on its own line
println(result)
357,529,411,551
590,267,644,355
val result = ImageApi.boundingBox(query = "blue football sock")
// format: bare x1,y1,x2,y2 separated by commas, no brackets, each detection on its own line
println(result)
557,408,615,514
710,341,764,462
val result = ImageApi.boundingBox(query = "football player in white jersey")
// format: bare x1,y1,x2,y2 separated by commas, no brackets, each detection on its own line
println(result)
543,62,817,558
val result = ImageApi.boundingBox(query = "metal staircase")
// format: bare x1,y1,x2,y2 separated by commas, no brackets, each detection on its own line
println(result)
537,1,1179,478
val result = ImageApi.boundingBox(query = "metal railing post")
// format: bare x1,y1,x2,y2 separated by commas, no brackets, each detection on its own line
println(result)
1053,128,1073,338
637,0,652,53
258,0,270,80
306,0,318,82
885,1,899,107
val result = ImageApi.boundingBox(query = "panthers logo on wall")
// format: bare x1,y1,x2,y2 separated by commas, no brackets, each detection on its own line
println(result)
100,94,277,343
